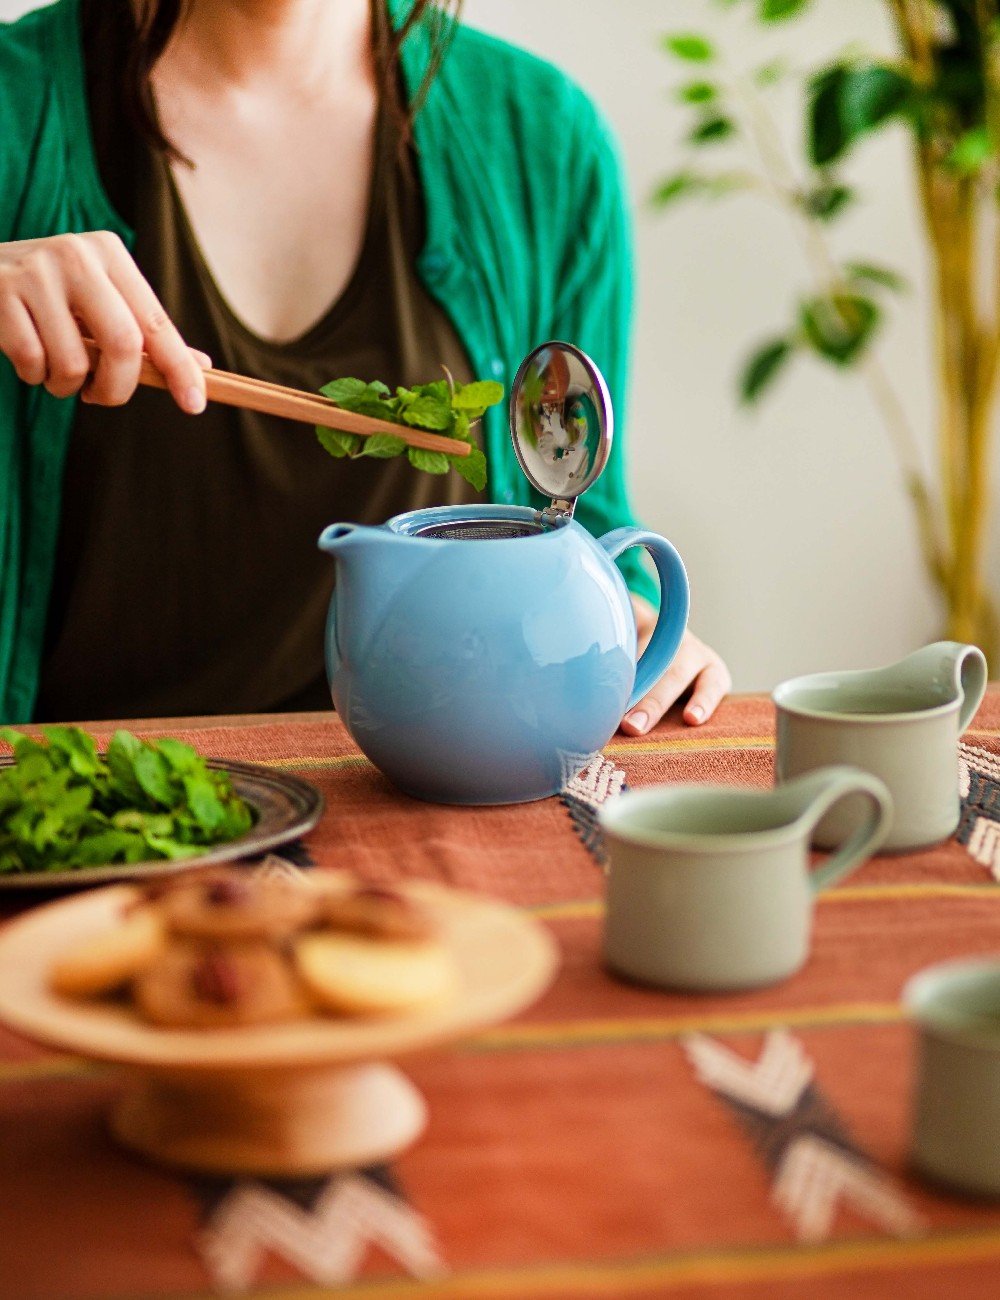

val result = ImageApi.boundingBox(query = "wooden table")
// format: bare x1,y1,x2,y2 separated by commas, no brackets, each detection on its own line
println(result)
2,692,1000,1298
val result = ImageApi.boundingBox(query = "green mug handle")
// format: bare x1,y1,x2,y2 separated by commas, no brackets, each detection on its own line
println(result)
955,644,989,733
786,766,894,894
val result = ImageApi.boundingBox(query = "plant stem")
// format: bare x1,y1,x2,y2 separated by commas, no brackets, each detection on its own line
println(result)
734,71,945,579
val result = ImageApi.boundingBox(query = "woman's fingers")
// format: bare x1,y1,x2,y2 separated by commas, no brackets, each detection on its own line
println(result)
99,233,206,413
0,232,205,414
681,657,731,726
620,629,731,734
0,292,47,386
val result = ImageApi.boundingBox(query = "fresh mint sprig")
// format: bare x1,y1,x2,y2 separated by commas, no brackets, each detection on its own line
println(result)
315,373,503,493
0,726,254,873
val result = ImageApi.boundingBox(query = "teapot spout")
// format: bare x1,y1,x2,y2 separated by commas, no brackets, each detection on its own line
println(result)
317,521,424,686
318,521,369,557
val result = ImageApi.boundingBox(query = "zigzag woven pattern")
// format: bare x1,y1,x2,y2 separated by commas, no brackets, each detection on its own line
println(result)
684,1032,923,1243
957,742,1000,878
559,753,628,865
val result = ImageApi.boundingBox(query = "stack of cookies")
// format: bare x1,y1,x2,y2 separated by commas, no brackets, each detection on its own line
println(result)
50,868,458,1028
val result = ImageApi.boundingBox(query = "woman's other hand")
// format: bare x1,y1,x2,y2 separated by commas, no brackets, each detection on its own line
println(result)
0,232,207,413
620,597,731,733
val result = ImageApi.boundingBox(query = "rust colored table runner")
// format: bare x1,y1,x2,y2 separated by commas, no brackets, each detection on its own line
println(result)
2,692,1000,1298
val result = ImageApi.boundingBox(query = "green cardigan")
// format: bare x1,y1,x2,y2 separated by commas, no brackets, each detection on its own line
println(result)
0,0,656,723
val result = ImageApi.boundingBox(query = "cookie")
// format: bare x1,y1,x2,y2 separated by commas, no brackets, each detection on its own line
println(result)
320,885,434,942
133,940,312,1028
50,905,165,998
159,868,321,942
294,932,457,1016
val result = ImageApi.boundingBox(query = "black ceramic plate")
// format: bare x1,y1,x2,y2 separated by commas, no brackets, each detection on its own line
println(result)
0,758,324,889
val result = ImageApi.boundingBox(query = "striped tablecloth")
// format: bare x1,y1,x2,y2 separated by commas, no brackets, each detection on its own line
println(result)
2,692,1000,1298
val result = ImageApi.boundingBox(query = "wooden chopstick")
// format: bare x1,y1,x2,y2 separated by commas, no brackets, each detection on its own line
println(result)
81,339,472,459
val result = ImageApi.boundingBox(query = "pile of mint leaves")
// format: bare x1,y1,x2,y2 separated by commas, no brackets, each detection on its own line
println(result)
316,375,503,492
0,727,254,874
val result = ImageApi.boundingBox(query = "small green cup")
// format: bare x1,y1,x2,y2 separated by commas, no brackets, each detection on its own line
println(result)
600,766,892,992
774,641,987,852
904,958,1000,1198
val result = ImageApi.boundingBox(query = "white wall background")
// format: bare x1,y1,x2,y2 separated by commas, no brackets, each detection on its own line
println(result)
2,0,987,689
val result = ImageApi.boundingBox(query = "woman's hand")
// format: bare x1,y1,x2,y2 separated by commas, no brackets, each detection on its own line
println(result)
0,232,207,412
620,597,731,734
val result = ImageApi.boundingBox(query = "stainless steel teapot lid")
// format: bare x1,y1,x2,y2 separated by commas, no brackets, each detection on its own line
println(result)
509,341,613,518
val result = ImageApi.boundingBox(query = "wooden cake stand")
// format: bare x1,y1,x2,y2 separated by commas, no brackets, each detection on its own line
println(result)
0,881,558,1176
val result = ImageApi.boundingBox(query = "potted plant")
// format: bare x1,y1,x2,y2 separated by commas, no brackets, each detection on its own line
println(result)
654,0,1000,660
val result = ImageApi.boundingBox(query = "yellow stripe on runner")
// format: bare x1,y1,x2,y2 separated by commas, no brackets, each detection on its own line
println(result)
605,736,773,755
464,1002,903,1052
532,882,999,920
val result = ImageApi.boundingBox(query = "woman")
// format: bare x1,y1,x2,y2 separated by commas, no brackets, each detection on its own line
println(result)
0,0,729,728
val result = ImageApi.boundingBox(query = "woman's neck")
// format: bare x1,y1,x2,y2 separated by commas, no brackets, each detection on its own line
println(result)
160,0,374,94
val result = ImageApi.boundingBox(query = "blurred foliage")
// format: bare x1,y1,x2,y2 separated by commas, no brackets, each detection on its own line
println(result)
653,0,1000,655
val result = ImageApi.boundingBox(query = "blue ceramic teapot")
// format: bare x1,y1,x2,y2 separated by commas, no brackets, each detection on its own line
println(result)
318,343,690,804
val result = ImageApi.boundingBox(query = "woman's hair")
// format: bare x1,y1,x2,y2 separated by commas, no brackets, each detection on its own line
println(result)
125,1,462,163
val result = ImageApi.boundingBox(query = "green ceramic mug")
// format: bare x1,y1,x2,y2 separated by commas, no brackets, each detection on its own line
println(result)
904,958,1000,1198
600,766,892,992
774,641,988,852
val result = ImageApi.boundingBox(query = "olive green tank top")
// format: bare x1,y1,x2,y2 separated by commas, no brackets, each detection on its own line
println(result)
35,0,477,721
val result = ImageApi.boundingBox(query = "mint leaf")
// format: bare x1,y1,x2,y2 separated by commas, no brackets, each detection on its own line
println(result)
155,737,200,774
133,747,173,807
0,726,255,872
182,772,226,835
402,395,452,430
315,369,502,488
360,433,408,458
450,446,488,492
106,730,145,803
316,426,362,458
408,447,450,474
320,377,369,403
452,380,504,411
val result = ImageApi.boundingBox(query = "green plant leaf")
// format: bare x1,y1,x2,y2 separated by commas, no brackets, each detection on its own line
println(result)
359,433,407,458
948,125,995,174
799,292,880,365
450,446,488,492
662,33,715,62
408,447,450,474
809,65,850,165
809,62,912,165
759,0,808,21
651,171,702,206
678,80,717,104
841,64,912,136
316,426,362,458
740,338,793,403
753,60,787,87
844,261,907,292
689,114,735,144
801,181,854,220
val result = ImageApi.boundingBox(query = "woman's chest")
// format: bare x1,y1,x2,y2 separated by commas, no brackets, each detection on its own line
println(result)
161,87,379,343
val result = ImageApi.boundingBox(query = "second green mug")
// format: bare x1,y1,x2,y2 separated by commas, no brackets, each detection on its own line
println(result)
600,766,892,992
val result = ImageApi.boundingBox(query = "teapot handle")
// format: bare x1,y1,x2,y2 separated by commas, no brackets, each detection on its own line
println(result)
597,529,690,712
